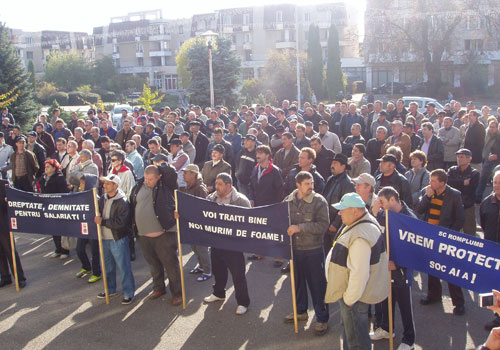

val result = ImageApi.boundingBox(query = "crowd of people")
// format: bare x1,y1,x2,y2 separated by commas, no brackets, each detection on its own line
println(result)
0,97,499,349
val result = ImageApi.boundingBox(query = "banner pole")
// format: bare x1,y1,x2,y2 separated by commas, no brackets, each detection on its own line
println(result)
93,188,109,305
385,209,394,350
9,231,19,292
288,204,298,334
174,190,186,310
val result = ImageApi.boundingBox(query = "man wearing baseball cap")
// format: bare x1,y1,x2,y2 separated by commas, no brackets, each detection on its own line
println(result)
201,143,231,193
325,192,389,349
353,173,377,209
375,154,412,205
94,174,136,304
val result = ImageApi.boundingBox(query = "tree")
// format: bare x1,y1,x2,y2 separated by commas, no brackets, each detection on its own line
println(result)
138,82,164,112
27,60,36,90
187,37,241,108
0,24,39,127
307,24,324,100
176,37,204,89
44,51,91,91
366,0,467,96
91,56,117,90
326,24,344,101
262,49,311,104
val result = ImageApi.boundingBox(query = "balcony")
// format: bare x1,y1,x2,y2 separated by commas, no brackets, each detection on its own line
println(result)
242,25,250,32
243,42,252,50
112,53,120,59
136,52,144,58
275,41,296,49
149,34,171,41
223,26,233,34
149,50,172,57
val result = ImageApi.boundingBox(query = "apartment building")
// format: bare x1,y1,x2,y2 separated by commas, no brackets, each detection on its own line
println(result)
10,29,94,76
93,10,191,92
364,0,500,90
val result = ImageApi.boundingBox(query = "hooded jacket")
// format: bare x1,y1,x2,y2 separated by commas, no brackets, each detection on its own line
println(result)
248,159,284,206
98,189,131,241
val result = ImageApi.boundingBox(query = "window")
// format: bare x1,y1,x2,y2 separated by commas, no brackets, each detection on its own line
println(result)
243,14,250,25
165,75,177,90
26,51,33,60
151,57,162,66
25,37,33,45
179,41,184,49
178,25,184,34
224,15,232,26
245,50,252,61
155,73,163,89
242,68,254,80
113,45,119,53
113,59,120,68
162,41,170,50
465,39,483,51
305,13,311,22
136,43,143,52
276,11,283,23
245,33,252,43
138,57,144,66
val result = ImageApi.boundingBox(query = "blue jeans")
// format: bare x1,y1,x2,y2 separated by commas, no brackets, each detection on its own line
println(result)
76,238,101,276
102,237,135,298
339,299,371,350
293,248,329,323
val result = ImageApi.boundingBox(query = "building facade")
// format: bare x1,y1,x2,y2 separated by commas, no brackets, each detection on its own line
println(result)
364,0,500,91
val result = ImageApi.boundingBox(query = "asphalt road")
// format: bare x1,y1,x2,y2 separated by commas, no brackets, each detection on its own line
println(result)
0,232,494,350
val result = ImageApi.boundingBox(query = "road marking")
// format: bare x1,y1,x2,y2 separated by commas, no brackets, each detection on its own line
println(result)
22,238,52,256
0,306,40,334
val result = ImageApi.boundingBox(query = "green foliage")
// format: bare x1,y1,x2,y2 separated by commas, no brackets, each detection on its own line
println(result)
27,60,36,90
161,94,180,109
0,23,40,127
92,57,116,89
94,89,117,102
176,38,204,89
187,37,241,108
326,25,344,101
106,74,145,95
240,79,262,105
139,83,164,112
307,24,325,100
44,51,91,91
76,85,92,93
262,49,311,104
47,91,69,105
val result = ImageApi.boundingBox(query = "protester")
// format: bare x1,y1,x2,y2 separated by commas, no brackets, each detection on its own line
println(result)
189,120,209,168
464,110,485,171
325,192,389,349
203,173,251,315
125,140,144,180
235,134,257,196
109,150,135,198
416,169,466,315
10,136,38,191
26,131,46,179
348,143,371,178
418,122,444,171
353,173,377,209
382,120,411,168
438,117,461,170
375,154,412,205
0,132,13,179
130,164,182,305
95,174,135,304
274,132,299,179
404,151,430,209
201,144,231,193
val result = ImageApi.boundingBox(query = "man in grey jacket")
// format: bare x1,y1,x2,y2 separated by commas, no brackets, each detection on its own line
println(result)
203,173,251,315
438,117,461,170
69,150,98,191
284,171,330,335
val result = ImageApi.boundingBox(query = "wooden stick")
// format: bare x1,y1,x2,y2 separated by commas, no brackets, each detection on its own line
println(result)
288,205,298,334
385,209,394,350
174,190,186,310
9,231,19,292
93,188,109,305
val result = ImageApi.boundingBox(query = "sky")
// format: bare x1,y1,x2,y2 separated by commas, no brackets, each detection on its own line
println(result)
1,0,366,36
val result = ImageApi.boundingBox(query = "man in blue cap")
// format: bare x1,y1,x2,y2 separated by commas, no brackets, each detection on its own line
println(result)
325,192,389,350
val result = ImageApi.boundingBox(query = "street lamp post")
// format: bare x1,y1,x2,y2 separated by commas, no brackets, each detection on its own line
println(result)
201,31,218,109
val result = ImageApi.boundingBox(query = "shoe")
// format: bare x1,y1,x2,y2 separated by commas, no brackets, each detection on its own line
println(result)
284,312,308,323
314,322,328,336
97,292,117,299
88,275,101,283
485,318,500,331
19,280,26,289
273,260,283,268
197,273,212,282
49,252,60,258
204,294,225,303
248,254,263,261
281,263,290,273
189,267,204,274
171,296,182,306
369,327,394,340
420,296,440,305
76,269,91,278
130,252,136,262
453,305,465,316
0,280,12,288
397,343,414,350
148,290,166,300
236,305,247,315
122,297,134,305
59,254,69,260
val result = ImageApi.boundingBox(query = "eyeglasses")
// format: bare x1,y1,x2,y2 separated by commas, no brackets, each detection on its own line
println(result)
110,158,119,162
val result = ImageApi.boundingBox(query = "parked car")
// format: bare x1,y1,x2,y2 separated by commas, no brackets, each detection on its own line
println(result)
405,82,428,94
112,104,133,126
372,82,407,94
402,96,445,113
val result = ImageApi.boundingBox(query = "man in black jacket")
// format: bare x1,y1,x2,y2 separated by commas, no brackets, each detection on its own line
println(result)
416,169,466,315
189,121,209,168
375,154,412,205
27,131,46,179
447,148,479,237
94,174,135,304
480,171,500,330
417,122,444,171
310,136,335,181
464,110,485,170
129,164,182,305
284,148,325,195
235,134,257,197
322,153,355,248
366,126,387,175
